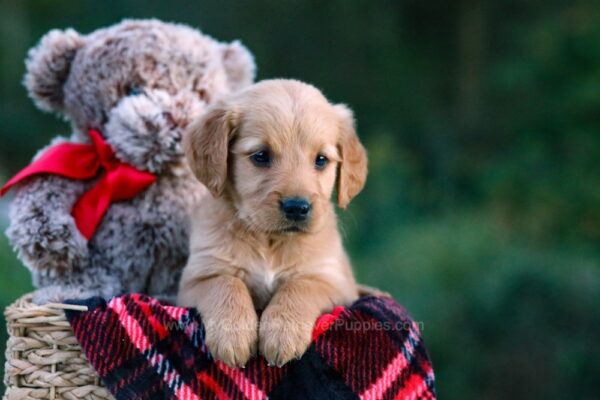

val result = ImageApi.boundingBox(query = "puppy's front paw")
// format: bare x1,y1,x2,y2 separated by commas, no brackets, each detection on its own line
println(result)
203,310,258,368
259,306,314,367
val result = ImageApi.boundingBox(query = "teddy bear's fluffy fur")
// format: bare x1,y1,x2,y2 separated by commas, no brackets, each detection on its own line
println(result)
6,19,255,304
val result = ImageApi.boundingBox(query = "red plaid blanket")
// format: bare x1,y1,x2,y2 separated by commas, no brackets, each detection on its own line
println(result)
65,294,435,399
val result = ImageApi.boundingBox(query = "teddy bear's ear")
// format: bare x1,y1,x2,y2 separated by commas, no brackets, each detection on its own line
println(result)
23,28,84,113
222,40,256,92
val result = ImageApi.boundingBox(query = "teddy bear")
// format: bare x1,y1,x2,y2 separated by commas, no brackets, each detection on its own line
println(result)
2,19,255,304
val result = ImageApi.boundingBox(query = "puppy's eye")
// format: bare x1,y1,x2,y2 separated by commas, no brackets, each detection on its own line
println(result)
126,85,144,96
315,154,329,170
250,150,272,167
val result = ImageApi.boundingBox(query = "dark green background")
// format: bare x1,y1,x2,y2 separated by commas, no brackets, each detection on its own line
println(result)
0,1,598,398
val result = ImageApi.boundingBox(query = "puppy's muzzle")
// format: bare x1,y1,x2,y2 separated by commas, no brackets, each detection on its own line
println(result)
280,197,312,222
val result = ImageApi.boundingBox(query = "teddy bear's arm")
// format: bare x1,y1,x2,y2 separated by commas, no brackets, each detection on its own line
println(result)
6,173,90,274
5,137,91,277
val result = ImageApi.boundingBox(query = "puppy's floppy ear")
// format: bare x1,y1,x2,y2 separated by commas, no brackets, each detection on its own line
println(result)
335,104,368,209
24,28,84,113
184,100,238,197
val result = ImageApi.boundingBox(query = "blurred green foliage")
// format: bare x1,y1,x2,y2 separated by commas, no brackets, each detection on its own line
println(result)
0,0,598,398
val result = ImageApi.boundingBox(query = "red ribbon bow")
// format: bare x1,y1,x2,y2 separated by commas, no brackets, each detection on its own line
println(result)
1,129,156,240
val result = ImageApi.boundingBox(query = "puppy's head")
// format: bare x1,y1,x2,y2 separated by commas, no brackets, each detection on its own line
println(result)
185,79,367,235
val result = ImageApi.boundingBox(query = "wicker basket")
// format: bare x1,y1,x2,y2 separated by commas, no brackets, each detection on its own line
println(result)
3,294,111,400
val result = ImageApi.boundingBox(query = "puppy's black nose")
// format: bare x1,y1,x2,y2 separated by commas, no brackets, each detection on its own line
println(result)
280,197,312,222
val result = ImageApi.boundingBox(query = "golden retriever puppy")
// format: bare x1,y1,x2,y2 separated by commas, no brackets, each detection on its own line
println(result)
178,79,367,367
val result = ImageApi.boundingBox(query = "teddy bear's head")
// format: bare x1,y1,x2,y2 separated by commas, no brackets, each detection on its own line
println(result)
24,19,255,173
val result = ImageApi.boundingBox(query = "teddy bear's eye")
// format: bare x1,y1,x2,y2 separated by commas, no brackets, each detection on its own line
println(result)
126,85,144,96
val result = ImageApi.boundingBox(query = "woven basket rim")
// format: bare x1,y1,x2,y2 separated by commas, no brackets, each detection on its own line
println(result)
4,294,89,331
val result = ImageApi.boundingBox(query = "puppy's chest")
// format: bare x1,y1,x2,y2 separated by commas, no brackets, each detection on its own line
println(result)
242,259,282,310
